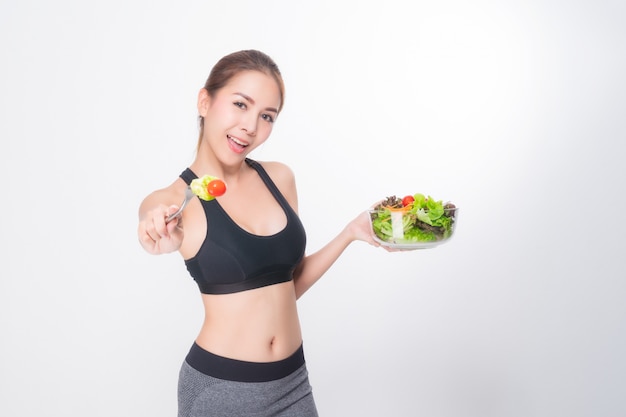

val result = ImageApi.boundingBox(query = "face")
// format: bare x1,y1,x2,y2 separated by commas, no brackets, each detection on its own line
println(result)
198,70,281,162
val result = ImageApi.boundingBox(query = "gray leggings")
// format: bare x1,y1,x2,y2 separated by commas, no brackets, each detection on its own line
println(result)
178,344,319,417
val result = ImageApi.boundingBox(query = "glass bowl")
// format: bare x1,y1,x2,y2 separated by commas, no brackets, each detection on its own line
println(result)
368,206,458,250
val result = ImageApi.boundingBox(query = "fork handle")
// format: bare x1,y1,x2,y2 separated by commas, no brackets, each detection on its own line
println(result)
165,211,181,224
165,200,187,224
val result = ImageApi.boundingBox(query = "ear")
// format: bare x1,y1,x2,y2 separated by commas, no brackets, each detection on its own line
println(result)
197,88,211,117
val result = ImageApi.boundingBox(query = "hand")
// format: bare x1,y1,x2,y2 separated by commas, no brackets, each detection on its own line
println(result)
346,206,402,252
344,210,380,247
138,204,184,254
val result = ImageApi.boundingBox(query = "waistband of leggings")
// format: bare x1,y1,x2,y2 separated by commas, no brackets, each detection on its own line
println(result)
185,342,305,383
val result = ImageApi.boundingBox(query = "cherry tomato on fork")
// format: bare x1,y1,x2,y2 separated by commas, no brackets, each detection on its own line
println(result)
402,195,415,207
207,179,227,197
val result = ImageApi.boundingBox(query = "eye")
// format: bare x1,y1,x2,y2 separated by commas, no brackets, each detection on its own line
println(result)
234,101,246,109
261,113,275,123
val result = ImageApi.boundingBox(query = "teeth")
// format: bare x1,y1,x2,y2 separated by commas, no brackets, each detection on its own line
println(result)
228,135,247,147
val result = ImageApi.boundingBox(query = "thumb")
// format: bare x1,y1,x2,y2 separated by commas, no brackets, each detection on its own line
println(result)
166,205,182,231
167,204,180,217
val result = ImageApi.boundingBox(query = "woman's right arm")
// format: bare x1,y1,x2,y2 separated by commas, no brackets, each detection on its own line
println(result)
137,188,185,255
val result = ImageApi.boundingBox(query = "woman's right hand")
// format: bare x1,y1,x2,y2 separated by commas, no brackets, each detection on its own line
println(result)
137,204,184,254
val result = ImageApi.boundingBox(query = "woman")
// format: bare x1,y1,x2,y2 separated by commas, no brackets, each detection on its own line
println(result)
137,50,379,417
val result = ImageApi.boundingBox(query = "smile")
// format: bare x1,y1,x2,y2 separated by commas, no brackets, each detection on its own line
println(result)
227,135,248,147
227,135,249,153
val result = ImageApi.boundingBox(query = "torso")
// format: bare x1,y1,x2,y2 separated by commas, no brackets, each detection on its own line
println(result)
197,283,303,361
178,160,304,362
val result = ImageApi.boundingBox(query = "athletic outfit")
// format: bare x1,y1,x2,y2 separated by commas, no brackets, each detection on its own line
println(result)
177,159,318,417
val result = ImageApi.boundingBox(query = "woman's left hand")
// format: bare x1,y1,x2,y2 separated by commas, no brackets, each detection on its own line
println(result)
344,210,380,247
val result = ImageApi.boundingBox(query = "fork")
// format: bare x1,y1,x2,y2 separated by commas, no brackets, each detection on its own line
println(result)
165,187,196,223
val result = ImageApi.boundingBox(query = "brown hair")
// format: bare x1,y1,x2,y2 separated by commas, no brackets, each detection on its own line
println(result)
197,50,285,150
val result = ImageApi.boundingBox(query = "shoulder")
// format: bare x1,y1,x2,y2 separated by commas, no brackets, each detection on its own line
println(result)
255,160,299,211
257,160,295,182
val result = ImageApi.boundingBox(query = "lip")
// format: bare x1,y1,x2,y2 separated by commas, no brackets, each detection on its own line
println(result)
227,134,249,154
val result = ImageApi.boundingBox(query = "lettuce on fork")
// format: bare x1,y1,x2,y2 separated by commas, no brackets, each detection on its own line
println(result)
190,175,221,201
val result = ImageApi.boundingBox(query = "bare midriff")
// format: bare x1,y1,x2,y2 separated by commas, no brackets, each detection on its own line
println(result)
194,280,303,363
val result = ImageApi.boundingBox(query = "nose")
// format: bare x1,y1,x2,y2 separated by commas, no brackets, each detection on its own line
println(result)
241,114,258,136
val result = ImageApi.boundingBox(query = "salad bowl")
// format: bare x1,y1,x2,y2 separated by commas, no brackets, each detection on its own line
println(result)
368,194,458,250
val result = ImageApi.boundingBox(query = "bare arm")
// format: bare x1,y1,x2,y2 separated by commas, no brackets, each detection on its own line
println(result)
261,161,380,298
292,211,378,298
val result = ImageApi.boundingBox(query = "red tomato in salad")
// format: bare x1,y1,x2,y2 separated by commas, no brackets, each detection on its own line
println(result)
402,195,415,207
207,179,227,197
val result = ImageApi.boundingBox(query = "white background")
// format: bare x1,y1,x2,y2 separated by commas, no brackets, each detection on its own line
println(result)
1,1,625,416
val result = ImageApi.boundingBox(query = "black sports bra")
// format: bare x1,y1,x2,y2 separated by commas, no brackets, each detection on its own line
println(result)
181,159,306,294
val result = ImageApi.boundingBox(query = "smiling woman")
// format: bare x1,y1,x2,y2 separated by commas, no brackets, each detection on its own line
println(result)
197,70,281,160
136,49,384,417
196,50,285,153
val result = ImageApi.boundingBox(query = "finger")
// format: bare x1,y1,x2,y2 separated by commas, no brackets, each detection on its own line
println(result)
137,224,153,245
138,222,162,253
167,215,181,234
165,205,182,229
144,219,164,241
153,211,171,239
146,208,171,240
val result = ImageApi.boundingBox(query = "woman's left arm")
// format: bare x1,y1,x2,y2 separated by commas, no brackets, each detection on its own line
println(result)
261,161,379,298
292,211,378,298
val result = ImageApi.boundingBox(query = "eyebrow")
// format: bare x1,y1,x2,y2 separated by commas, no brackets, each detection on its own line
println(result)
235,92,279,114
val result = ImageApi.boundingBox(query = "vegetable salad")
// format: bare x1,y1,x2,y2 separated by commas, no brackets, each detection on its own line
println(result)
370,194,457,243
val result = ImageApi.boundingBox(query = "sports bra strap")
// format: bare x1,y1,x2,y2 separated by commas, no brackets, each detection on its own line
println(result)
244,159,285,204
180,168,197,186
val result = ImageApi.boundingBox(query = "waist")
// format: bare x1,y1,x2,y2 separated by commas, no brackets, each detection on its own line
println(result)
185,342,306,382
197,282,302,361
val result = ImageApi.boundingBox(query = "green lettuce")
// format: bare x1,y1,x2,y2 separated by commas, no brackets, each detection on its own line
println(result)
370,194,456,243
